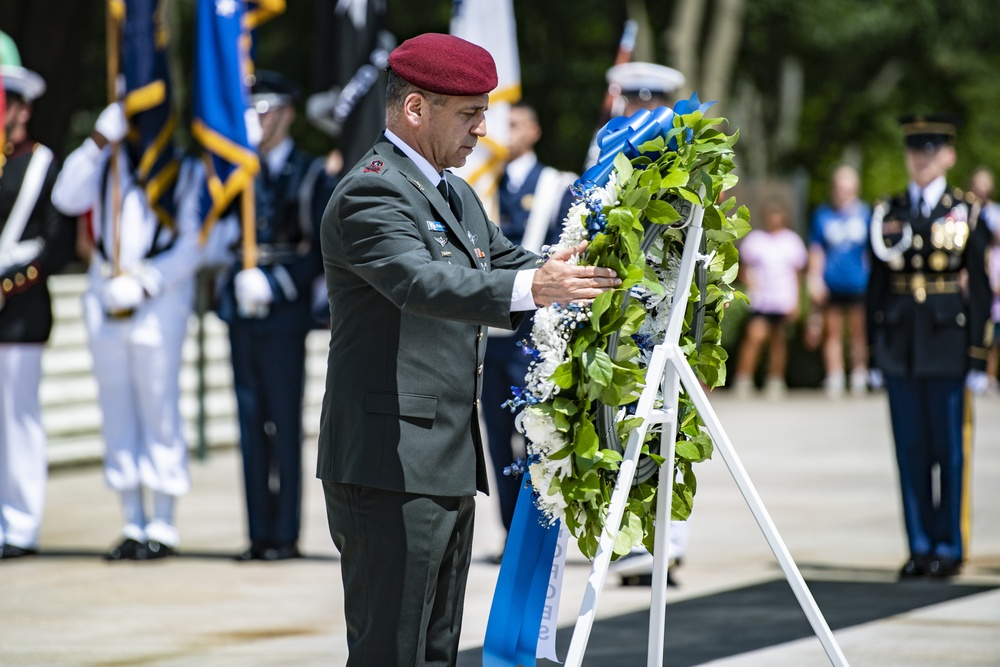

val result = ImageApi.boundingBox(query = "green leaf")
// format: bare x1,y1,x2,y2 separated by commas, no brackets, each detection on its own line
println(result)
674,187,702,205
613,151,633,183
574,418,599,459
552,362,574,389
624,186,651,210
619,302,646,336
660,168,689,189
583,347,614,386
551,397,579,416
589,289,613,327
645,199,681,224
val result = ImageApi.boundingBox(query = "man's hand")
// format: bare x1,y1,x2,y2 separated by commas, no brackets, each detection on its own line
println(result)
530,241,621,307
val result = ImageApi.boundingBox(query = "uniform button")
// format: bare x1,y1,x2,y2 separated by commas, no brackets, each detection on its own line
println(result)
14,273,25,286
477,331,484,341
473,399,480,407
26,266,38,280
477,364,483,375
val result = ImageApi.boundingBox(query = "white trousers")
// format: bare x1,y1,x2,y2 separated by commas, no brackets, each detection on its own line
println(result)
83,283,192,500
0,344,46,549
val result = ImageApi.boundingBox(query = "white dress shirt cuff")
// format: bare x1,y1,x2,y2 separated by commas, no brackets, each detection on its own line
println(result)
511,269,538,311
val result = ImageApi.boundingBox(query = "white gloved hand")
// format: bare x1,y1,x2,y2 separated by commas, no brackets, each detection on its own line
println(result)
244,108,263,148
103,274,145,312
235,267,273,318
95,102,128,143
966,370,990,395
868,368,884,391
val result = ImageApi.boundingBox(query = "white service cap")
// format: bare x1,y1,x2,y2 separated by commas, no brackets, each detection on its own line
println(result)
606,62,685,98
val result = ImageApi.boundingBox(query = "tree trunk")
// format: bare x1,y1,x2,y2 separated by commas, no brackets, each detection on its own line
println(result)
700,0,746,106
665,0,706,97
625,0,655,64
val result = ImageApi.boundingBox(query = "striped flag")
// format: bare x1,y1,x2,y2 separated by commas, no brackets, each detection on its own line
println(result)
115,0,180,227
450,0,521,220
191,0,284,234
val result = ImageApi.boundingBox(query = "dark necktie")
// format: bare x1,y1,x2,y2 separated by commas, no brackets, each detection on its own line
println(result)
437,178,461,220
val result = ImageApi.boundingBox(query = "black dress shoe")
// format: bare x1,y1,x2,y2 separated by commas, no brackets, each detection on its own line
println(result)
234,542,267,561
105,538,144,561
1,545,39,559
139,540,176,560
927,557,960,579
899,554,931,579
260,544,301,561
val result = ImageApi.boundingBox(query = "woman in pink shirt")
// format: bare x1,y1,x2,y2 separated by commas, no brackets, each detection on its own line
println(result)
732,198,808,397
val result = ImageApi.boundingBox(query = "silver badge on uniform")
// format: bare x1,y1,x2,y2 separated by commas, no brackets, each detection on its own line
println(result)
434,236,448,247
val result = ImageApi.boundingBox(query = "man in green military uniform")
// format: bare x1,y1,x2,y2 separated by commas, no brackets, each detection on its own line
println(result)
867,114,992,579
318,33,621,666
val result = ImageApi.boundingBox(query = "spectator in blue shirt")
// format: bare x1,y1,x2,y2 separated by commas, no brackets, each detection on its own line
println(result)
806,164,872,397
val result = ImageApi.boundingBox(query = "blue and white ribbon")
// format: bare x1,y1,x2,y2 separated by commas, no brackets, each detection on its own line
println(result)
579,93,713,187
483,475,561,667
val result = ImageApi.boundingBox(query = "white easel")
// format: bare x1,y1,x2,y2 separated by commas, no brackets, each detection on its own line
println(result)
564,203,850,667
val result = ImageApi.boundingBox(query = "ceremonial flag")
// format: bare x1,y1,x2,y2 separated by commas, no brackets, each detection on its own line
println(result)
115,0,180,227
309,0,393,170
191,0,283,234
450,0,521,220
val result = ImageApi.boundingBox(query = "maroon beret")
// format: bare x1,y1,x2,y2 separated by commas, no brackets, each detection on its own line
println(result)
388,33,498,97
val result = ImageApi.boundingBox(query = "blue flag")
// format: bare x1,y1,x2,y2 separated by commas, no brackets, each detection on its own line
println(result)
192,0,283,232
119,0,179,228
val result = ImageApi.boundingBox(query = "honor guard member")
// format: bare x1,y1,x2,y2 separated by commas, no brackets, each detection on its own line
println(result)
484,101,575,538
220,71,335,562
318,34,620,665
52,101,205,562
0,33,76,560
867,114,992,579
584,61,685,170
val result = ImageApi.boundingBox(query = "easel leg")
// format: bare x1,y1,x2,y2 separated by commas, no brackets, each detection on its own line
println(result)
672,348,851,667
647,357,680,667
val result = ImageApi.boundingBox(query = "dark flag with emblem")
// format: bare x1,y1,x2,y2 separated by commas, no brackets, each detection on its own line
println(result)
117,0,179,227
308,0,394,170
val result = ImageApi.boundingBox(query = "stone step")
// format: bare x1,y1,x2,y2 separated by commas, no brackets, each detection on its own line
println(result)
40,273,329,467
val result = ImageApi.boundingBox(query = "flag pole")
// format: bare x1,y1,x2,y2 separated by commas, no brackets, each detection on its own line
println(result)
107,0,123,277
241,181,257,270
596,19,638,130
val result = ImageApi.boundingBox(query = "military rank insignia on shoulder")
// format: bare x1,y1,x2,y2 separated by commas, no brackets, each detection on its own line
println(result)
362,159,385,174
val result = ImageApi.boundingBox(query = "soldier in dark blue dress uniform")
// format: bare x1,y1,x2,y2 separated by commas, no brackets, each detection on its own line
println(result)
867,114,992,579
218,71,337,561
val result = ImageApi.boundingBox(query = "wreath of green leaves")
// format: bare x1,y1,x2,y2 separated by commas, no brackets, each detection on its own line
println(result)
534,110,750,559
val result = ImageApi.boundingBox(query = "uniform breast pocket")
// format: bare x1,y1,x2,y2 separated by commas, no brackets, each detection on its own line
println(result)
930,295,966,330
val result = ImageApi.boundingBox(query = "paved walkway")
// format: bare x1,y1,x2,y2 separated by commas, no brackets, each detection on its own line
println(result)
2,390,999,666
